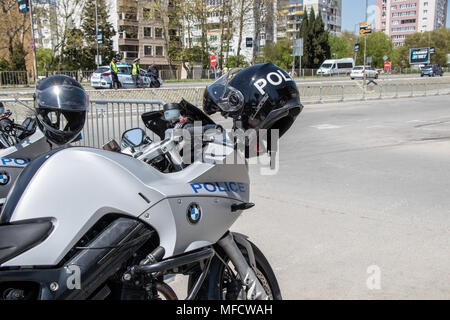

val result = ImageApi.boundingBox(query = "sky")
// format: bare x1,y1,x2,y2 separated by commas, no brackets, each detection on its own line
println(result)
341,0,450,33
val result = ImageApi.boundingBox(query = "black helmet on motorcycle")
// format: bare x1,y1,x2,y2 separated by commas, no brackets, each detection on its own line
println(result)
34,75,88,145
203,63,302,137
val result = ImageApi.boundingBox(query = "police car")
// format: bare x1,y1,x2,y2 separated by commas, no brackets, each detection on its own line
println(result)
90,62,153,89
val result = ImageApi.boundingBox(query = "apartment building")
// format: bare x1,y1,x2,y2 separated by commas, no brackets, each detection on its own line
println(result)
277,0,342,40
114,0,178,69
375,0,448,46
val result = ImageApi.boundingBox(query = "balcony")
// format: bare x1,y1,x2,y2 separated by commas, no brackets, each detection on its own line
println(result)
122,51,139,60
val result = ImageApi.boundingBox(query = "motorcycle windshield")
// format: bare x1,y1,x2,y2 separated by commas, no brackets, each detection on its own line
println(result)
206,68,244,112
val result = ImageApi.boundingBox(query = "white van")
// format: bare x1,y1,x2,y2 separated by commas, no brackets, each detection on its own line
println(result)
317,58,355,76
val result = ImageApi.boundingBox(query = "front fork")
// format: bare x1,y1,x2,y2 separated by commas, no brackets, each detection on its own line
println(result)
217,232,269,300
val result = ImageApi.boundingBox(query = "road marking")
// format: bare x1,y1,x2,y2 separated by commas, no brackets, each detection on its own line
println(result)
310,124,341,130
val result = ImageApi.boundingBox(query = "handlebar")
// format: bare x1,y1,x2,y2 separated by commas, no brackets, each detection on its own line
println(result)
0,117,13,133
133,124,224,170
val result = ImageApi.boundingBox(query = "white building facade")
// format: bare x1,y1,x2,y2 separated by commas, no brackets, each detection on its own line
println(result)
182,0,258,66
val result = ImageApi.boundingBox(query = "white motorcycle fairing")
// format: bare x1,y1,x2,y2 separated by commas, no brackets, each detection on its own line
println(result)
0,144,249,268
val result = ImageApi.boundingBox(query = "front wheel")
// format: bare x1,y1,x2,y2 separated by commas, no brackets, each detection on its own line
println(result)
190,239,282,300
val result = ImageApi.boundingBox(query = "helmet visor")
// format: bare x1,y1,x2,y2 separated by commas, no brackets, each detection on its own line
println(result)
36,85,88,111
206,68,244,113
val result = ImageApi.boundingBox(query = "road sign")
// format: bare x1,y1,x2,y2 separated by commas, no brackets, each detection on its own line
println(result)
359,22,372,35
97,31,103,45
95,55,102,65
354,43,360,52
409,47,430,64
383,55,388,61
210,55,217,67
384,61,391,69
18,0,29,13
367,56,372,64
429,47,435,54
293,38,303,57
246,37,253,48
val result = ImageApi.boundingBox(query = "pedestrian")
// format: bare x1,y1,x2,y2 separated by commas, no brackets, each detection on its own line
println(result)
110,57,121,89
132,58,141,88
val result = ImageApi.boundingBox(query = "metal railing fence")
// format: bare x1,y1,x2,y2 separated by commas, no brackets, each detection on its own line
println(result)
0,81,448,148
80,99,165,148
0,98,165,149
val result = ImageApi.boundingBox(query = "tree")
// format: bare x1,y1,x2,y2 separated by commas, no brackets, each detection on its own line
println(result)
392,45,409,68
403,28,450,67
234,0,253,67
191,0,209,67
0,0,30,71
36,48,57,71
61,28,86,70
55,0,86,69
263,39,292,70
310,11,330,68
228,55,250,68
217,0,233,68
298,10,310,68
329,33,352,59
9,40,27,70
178,46,203,78
356,31,393,68
80,0,116,70
252,0,273,65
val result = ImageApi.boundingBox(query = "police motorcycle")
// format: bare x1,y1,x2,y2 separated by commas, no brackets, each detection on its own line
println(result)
0,74,88,207
0,63,302,300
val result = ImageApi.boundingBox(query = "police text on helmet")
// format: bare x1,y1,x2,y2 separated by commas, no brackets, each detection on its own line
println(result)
253,70,293,95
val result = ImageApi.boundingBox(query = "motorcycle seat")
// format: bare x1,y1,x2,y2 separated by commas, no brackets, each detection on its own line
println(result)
0,219,53,265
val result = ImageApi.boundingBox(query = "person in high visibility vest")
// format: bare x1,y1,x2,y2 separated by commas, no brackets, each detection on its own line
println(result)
110,57,121,89
132,58,141,88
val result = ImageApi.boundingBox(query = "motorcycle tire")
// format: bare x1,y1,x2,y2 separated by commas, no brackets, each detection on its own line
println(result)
189,238,282,300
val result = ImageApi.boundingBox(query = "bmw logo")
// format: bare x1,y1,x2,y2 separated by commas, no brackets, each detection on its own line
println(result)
0,172,9,185
187,203,201,224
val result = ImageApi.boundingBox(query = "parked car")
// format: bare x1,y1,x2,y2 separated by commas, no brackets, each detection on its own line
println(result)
350,65,378,80
421,65,443,77
90,62,158,89
317,58,355,76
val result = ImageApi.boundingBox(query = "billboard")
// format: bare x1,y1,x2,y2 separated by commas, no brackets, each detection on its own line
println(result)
409,48,430,65
359,22,372,35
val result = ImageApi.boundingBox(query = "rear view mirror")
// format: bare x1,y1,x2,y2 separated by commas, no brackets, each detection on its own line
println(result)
122,128,145,148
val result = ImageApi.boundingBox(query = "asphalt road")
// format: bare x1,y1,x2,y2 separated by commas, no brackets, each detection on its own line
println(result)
166,95,450,300
162,73,450,88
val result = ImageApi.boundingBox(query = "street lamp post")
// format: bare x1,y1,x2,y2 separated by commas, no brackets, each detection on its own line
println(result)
95,0,100,68
28,1,38,88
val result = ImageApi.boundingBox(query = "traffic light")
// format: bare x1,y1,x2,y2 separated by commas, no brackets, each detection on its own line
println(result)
18,0,29,13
